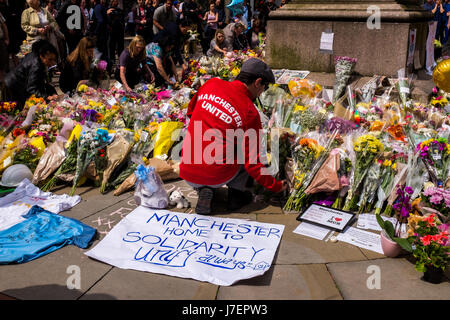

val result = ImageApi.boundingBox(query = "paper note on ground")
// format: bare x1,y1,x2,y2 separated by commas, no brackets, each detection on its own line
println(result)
85,206,284,286
336,227,383,254
357,214,407,234
293,222,331,240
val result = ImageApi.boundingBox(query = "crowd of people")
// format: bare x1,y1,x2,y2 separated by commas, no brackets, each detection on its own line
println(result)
0,0,286,108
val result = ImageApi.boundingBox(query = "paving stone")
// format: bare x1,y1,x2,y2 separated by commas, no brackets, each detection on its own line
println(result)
52,184,134,221
80,267,218,300
217,264,342,300
256,214,368,264
327,258,450,300
0,245,112,300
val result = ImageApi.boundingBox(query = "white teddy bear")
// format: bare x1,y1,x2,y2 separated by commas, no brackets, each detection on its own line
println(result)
169,189,190,209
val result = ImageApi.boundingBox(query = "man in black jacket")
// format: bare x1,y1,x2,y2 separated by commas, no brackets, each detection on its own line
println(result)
4,40,58,109
107,0,125,63
56,0,84,54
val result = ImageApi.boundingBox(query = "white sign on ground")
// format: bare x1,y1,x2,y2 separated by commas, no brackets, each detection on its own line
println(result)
85,207,284,286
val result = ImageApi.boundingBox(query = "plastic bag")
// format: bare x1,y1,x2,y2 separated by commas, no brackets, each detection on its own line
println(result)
133,164,168,209
288,79,322,99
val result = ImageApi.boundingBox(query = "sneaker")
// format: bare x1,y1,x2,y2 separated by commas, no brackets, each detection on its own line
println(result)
195,187,214,214
227,188,253,211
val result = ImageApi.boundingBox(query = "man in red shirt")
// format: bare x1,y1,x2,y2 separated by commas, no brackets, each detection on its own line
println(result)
180,58,287,214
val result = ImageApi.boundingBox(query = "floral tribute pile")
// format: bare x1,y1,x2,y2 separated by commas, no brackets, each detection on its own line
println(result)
0,49,449,279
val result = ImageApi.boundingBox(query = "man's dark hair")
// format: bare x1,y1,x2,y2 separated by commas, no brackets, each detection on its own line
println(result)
235,71,268,86
32,40,59,58
157,36,175,50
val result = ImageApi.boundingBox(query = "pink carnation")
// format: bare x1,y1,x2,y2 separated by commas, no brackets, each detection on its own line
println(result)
430,194,443,205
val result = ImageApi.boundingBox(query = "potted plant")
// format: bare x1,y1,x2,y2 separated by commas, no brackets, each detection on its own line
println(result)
376,185,414,257
405,213,449,284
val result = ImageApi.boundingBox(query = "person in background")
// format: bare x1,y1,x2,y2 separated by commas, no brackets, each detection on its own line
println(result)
144,0,157,42
1,0,26,69
45,0,58,17
146,35,178,87
4,40,59,109
424,0,441,75
56,0,84,54
115,35,154,91
152,0,177,35
179,58,287,214
246,17,264,49
214,0,225,29
267,0,279,11
203,1,218,53
206,28,227,57
125,7,136,36
133,0,149,41
153,19,191,75
0,9,8,83
107,0,125,65
223,21,248,51
243,0,251,29
435,0,446,43
93,0,109,63
87,0,96,34
443,0,450,45
22,0,61,42
59,36,100,94
80,0,89,35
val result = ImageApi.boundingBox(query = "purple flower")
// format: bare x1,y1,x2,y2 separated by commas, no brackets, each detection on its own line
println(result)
405,186,413,194
400,207,410,218
423,187,436,197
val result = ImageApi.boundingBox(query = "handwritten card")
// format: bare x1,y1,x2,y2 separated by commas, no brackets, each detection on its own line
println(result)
85,207,284,286
293,222,331,240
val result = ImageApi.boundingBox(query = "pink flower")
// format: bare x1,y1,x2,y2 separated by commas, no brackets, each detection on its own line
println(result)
429,194,443,205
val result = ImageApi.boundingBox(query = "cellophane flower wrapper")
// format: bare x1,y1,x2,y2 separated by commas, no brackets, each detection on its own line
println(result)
416,137,450,187
263,86,293,128
70,127,113,196
374,159,397,215
357,160,382,213
384,162,409,216
31,140,66,185
100,132,134,193
342,132,384,211
332,56,357,103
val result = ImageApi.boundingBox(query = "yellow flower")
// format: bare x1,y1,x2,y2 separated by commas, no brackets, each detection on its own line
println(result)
294,104,307,112
392,163,397,170
199,68,207,74
231,67,240,77
78,84,89,93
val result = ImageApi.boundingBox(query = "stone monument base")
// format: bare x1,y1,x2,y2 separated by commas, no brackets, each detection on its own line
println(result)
266,1,431,77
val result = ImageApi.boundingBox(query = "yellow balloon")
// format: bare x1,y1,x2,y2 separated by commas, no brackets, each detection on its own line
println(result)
433,59,450,93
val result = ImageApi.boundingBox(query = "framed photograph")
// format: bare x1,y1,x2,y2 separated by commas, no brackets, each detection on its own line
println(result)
276,70,310,84
296,203,356,232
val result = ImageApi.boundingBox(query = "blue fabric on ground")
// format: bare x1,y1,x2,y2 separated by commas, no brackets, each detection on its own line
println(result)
0,205,96,264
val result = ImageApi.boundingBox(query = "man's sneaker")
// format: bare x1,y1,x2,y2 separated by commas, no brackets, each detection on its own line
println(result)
227,188,253,211
195,187,214,214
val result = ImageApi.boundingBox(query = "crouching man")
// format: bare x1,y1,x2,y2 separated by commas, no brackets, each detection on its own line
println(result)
179,58,287,214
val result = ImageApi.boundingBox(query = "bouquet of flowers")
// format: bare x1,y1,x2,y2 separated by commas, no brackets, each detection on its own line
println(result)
283,137,327,212
420,187,450,223
406,213,449,276
12,142,40,171
70,128,113,196
374,159,397,214
41,138,79,191
332,56,357,103
416,137,450,187
343,133,384,211
357,159,382,213
0,102,18,116
331,148,353,209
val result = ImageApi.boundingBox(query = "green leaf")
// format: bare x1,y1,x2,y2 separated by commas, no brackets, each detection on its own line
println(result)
376,214,385,229
384,220,395,239
393,237,413,252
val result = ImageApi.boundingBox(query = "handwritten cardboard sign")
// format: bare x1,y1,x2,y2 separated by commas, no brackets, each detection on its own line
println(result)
85,207,284,286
